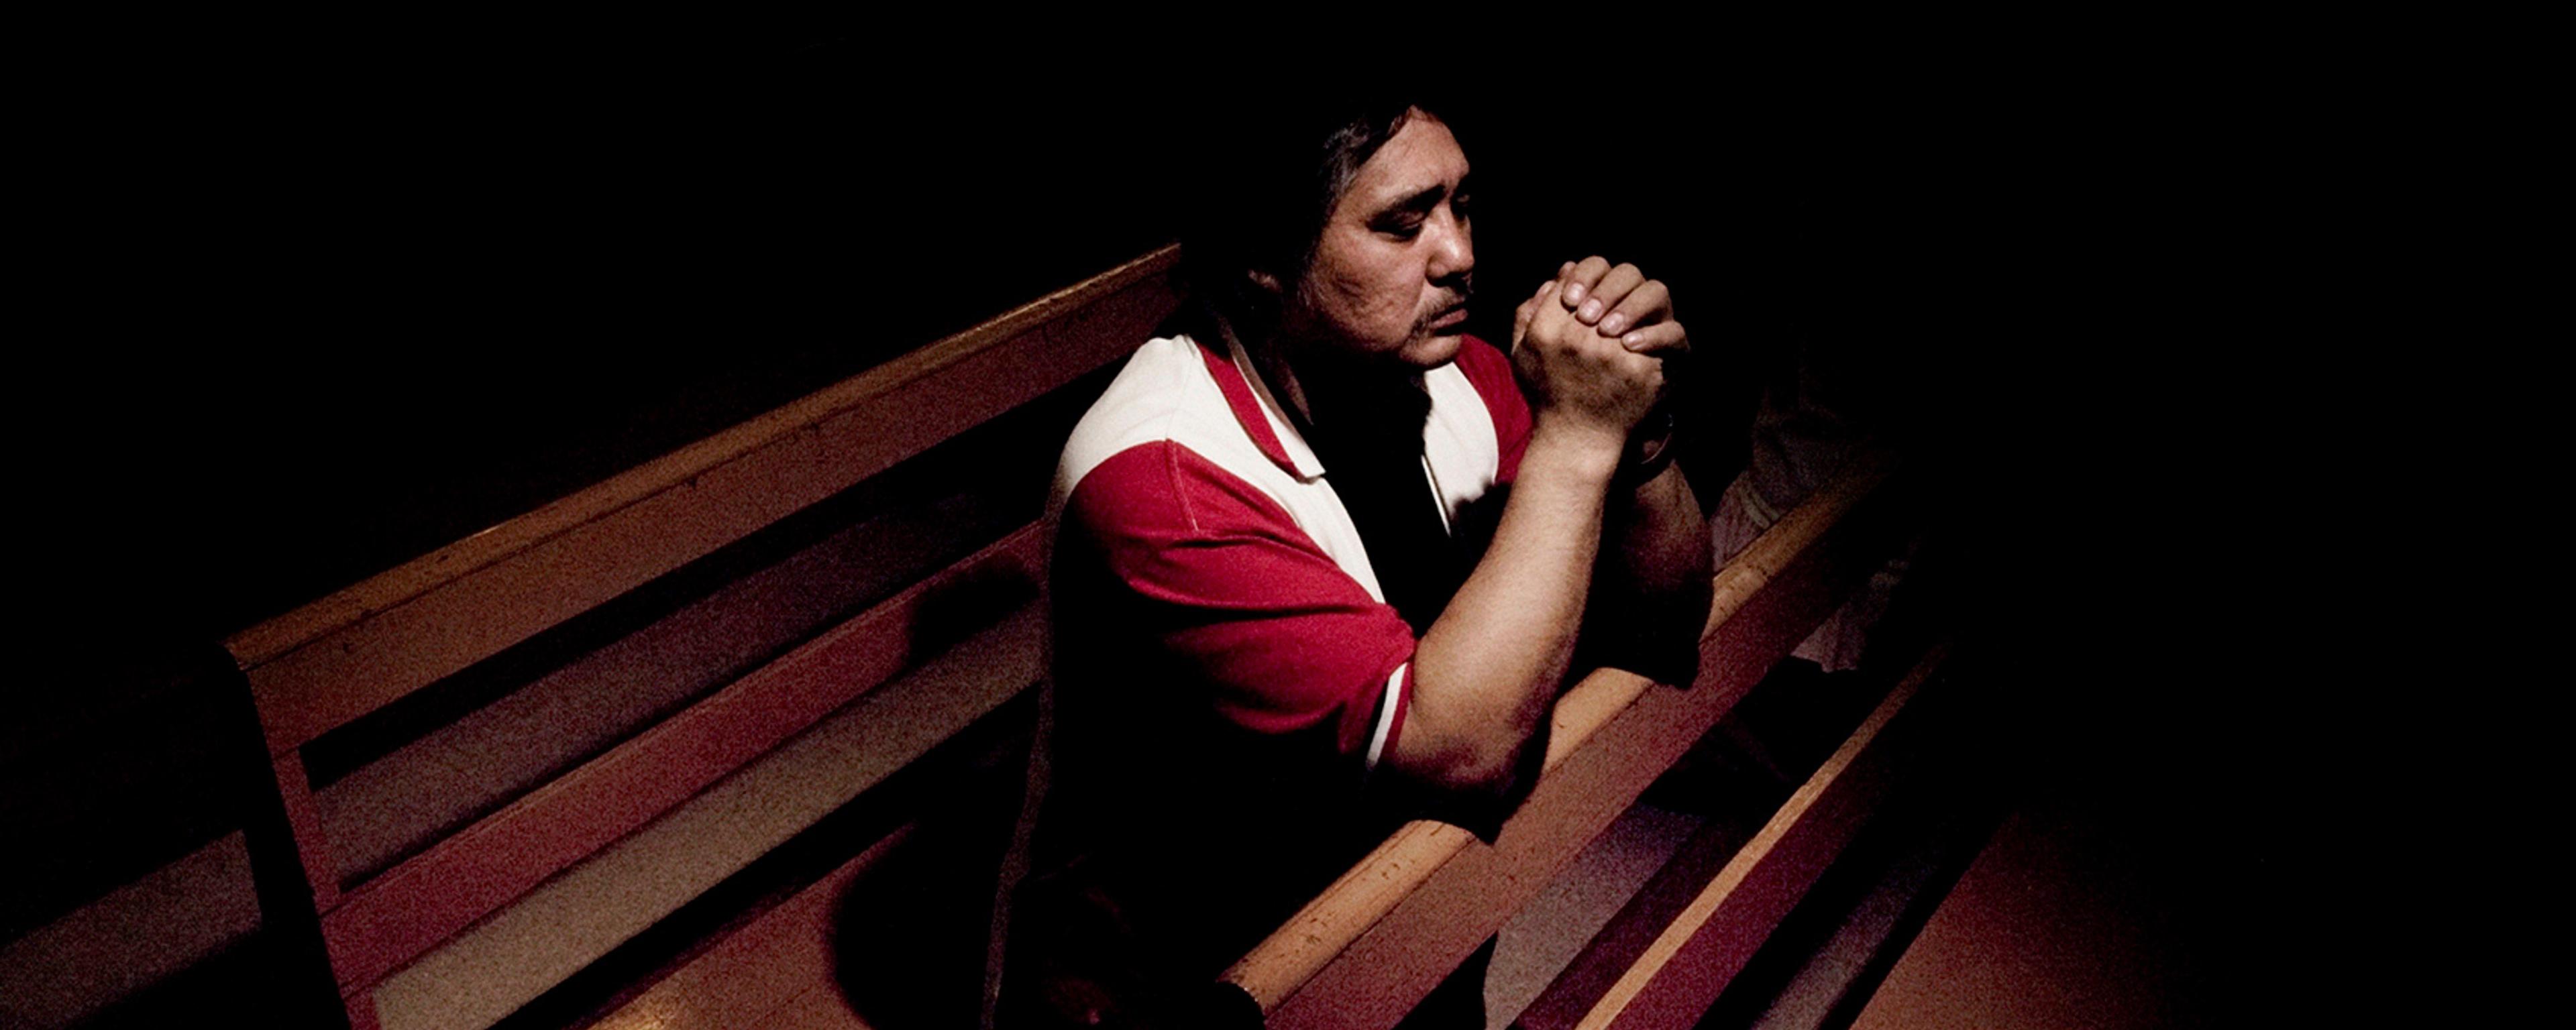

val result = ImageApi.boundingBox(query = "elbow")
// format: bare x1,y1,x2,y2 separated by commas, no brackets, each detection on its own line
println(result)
1386,719,1546,841
1419,740,1523,797
1389,714,1540,799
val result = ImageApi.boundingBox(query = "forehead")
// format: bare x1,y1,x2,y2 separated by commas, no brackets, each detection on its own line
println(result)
1334,115,1469,216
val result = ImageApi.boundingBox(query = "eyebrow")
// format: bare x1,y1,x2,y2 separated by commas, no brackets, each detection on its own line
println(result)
1389,184,1446,215
1376,174,1472,219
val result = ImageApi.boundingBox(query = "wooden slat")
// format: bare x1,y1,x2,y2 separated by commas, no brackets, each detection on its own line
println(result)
268,750,343,910
320,524,1049,994
589,826,914,1030
1556,644,1947,1030
370,606,1044,1030
315,487,1004,886
230,246,1179,754
1511,815,1750,1030
1230,450,1905,1029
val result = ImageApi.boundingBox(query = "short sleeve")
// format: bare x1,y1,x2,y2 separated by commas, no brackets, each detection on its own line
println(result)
1062,441,1414,764
1454,337,1532,485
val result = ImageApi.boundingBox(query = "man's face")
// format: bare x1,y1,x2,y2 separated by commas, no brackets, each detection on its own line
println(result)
1286,112,1474,369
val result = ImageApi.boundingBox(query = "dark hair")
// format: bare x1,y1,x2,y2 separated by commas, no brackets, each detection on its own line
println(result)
1176,96,1446,333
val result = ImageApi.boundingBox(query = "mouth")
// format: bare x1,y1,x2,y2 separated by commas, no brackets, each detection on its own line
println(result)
1426,301,1469,333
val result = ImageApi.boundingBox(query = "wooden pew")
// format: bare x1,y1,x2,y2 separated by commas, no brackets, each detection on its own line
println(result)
561,430,1935,1030
223,241,1937,1030
227,246,1182,1030
1507,644,1953,1030
1222,445,1927,1030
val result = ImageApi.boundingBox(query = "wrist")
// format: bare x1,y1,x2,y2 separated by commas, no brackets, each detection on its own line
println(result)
1526,416,1627,483
1616,407,1678,489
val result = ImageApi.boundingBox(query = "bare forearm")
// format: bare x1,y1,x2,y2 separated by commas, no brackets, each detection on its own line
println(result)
1382,260,1678,794
1391,422,1620,791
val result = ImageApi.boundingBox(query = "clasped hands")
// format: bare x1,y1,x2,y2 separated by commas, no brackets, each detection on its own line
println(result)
1510,256,1687,453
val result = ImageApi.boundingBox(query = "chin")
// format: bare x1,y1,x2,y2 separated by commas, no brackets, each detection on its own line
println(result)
1397,331,1465,369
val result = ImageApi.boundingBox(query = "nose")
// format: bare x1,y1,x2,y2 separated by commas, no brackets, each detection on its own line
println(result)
1427,205,1473,286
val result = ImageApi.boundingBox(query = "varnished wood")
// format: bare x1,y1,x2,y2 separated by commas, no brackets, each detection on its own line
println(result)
313,488,1002,886
588,826,913,1030
372,607,1044,1030
1558,644,1947,1030
1229,450,1904,1029
765,987,881,1030
317,524,1047,994
229,246,1179,756
199,222,1936,1030
268,750,343,911
1509,816,1745,1030
209,247,1190,1028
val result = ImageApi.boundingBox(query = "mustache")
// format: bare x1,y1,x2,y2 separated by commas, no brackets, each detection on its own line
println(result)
1424,276,1475,321
1445,273,1474,309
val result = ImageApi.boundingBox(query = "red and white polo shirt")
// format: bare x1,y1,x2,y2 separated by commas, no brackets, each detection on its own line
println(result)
1051,331,1534,771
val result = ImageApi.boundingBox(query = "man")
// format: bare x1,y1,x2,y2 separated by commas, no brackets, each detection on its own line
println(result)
991,97,1711,1029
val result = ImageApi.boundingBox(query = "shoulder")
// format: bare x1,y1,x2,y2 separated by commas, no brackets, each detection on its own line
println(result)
1057,335,1298,544
1064,442,1295,550
1059,335,1224,497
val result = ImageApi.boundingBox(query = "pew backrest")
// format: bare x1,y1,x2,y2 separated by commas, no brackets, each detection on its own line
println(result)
227,246,1181,1029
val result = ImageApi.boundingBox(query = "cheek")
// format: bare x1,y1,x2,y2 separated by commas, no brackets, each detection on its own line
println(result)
1315,255,1417,335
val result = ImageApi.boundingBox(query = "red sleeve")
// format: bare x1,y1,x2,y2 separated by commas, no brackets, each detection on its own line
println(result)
1064,442,1414,758
1454,336,1532,484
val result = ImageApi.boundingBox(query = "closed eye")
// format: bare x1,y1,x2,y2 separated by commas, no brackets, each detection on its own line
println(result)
1372,182,1449,239
1375,213,1426,239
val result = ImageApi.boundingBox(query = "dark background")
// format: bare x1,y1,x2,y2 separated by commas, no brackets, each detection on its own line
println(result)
30,26,2129,645
15,19,2381,1023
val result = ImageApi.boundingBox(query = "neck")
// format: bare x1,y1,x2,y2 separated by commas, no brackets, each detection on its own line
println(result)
1203,302,1316,424
1204,302,1427,441
1280,345,1431,451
